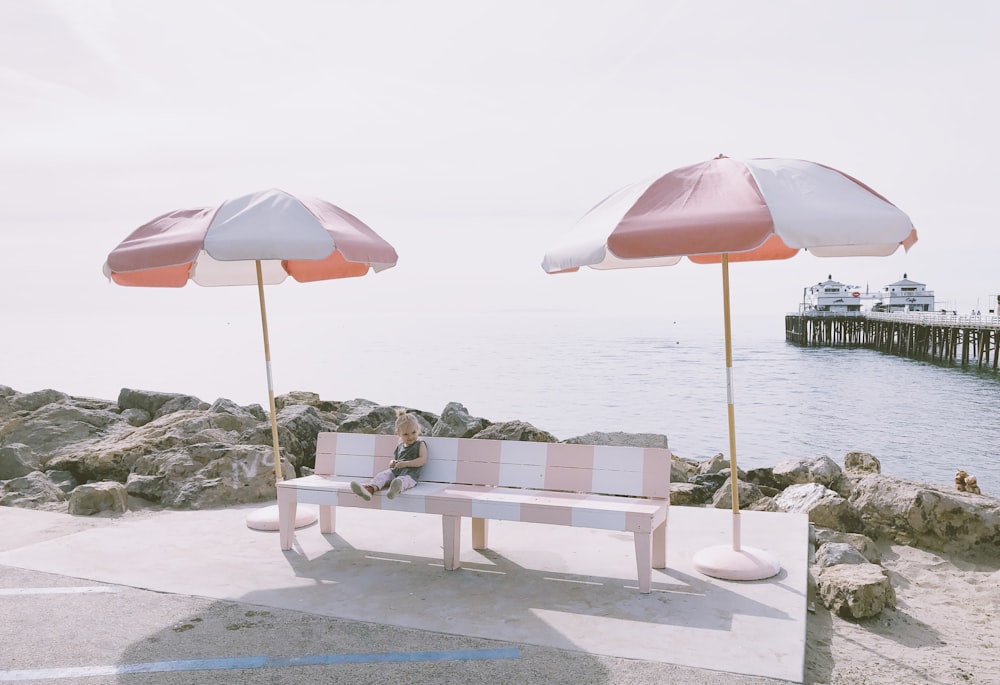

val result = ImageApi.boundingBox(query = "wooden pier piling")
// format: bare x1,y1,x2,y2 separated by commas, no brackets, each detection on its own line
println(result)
784,312,1000,370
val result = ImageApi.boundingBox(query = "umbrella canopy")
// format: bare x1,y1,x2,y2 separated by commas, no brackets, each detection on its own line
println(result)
542,155,916,580
104,187,397,287
104,188,398,484
542,156,917,271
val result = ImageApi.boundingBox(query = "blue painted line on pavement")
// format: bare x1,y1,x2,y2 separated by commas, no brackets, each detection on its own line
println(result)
0,648,521,681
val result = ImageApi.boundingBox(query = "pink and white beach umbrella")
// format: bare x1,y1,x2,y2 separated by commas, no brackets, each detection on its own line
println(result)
542,155,917,580
103,188,398,484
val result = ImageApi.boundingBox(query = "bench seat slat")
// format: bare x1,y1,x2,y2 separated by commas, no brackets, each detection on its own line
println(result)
277,477,665,533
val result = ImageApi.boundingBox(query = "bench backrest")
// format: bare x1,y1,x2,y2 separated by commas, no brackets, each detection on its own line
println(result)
314,432,670,499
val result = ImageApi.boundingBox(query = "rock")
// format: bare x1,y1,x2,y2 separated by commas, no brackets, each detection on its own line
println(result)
563,431,669,449
746,466,782,490
430,402,491,438
711,476,764,510
748,496,780,512
242,404,335,473
46,470,78,494
690,472,728,491
118,388,208,418
816,563,896,619
812,528,882,563
125,443,293,509
120,408,152,427
337,404,404,434
849,474,1000,557
773,455,851,496
669,482,712,506
0,443,41,479
773,483,863,533
813,541,870,568
698,453,729,474
68,481,129,515
844,451,881,476
5,389,69,413
0,401,123,461
472,420,556,442
0,471,66,509
670,458,693,483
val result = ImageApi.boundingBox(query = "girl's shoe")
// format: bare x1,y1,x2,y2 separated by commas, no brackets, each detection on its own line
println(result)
350,481,372,501
386,477,404,500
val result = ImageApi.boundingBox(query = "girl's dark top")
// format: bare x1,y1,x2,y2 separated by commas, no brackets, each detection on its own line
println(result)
391,439,425,479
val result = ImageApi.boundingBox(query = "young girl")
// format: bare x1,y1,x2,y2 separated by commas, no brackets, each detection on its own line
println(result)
350,409,428,500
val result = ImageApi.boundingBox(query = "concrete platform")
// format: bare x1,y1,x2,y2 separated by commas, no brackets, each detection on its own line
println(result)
0,503,808,682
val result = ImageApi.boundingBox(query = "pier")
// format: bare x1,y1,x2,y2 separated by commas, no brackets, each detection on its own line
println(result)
785,311,1000,370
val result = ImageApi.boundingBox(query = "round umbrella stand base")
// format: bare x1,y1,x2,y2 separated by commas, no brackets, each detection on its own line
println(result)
692,545,781,581
245,504,318,532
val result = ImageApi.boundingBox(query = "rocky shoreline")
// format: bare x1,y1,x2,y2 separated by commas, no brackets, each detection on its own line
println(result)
2,385,998,620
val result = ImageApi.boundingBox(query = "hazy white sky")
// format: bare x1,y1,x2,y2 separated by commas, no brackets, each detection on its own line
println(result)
2,0,999,405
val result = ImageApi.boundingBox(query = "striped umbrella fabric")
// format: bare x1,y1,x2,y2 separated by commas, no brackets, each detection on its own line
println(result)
542,156,917,273
542,156,917,580
104,188,397,286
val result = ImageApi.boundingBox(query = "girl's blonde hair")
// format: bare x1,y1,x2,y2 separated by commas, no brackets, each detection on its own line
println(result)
395,408,419,434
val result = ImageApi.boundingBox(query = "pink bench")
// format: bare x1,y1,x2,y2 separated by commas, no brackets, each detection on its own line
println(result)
277,432,671,593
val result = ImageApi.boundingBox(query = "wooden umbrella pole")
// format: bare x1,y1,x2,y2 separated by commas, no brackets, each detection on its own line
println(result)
256,261,284,483
721,255,741,550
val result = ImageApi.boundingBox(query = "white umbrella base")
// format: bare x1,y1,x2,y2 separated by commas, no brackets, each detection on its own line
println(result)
245,504,317,532
692,544,781,581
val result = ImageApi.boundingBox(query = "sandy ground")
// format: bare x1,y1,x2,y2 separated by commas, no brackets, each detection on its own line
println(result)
805,542,999,685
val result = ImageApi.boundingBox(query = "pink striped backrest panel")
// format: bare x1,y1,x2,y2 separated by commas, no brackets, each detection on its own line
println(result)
315,432,670,499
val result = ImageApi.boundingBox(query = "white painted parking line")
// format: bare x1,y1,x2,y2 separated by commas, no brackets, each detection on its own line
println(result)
0,649,522,681
0,587,119,595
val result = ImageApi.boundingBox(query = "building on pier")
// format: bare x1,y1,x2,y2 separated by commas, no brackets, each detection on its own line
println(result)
800,275,866,314
877,274,935,312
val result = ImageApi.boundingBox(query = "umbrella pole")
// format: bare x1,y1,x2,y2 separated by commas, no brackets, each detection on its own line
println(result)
690,255,780,580
721,254,741,551
256,261,284,483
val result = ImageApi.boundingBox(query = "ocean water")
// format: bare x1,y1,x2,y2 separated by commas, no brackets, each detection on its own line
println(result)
300,311,999,492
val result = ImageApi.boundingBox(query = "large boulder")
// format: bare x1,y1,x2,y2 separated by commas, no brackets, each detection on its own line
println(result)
125,443,293,509
773,483,863,533
473,420,556,442
118,388,208,419
812,528,882,563
844,451,881,477
772,455,851,496
813,541,870,568
68,481,129,515
849,474,1000,557
711,477,764,510
816,563,896,619
0,471,66,510
337,402,430,435
0,443,41,479
430,402,491,438
0,400,124,463
669,482,712,506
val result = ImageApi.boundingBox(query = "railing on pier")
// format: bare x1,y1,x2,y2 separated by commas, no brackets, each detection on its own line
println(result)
784,311,1000,370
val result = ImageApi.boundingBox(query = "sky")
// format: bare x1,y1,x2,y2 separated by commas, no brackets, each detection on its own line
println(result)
2,0,999,407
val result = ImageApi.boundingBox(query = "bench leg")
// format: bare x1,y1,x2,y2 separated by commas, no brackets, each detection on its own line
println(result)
472,517,488,549
634,531,652,594
319,505,336,535
442,515,462,570
277,489,297,551
653,518,667,570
